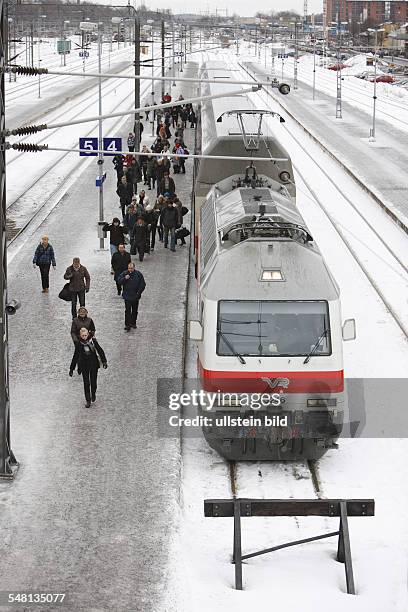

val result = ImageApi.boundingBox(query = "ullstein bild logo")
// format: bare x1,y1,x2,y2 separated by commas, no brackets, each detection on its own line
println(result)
261,377,290,390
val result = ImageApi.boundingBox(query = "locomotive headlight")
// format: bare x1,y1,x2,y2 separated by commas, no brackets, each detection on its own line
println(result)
307,399,337,407
279,171,291,183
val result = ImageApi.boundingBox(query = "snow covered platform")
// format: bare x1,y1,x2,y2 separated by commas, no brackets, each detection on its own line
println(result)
245,62,408,233
0,62,198,611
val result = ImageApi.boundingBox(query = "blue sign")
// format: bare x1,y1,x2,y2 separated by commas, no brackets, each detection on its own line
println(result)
278,53,288,59
79,51,89,58
79,137,98,156
103,137,122,156
96,172,107,187
79,137,122,157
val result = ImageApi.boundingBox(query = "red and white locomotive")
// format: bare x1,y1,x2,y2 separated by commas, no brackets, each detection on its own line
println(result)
189,62,356,460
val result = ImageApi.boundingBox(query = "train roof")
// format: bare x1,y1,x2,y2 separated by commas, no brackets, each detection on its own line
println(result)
215,185,306,232
202,240,339,302
197,60,295,196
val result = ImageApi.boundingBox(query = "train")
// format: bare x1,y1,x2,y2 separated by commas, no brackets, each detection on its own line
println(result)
188,61,357,461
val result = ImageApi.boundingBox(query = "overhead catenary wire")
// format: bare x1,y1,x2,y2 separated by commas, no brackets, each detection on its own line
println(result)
7,142,289,163
6,85,265,135
6,64,284,90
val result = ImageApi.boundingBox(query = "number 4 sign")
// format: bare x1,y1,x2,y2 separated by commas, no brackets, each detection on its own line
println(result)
79,137,122,157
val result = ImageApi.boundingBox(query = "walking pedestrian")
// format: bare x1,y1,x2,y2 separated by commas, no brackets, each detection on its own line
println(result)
64,257,91,319
127,132,136,152
144,204,159,251
161,199,179,252
111,244,131,295
113,154,125,183
140,145,150,185
146,154,157,190
117,262,146,332
32,235,56,293
102,218,127,257
69,328,107,408
116,176,133,219
130,218,148,261
71,307,96,344
155,195,165,242
124,203,138,234
126,158,142,195
158,171,176,197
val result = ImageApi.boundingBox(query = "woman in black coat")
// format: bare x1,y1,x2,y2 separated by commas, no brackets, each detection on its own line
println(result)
69,328,107,407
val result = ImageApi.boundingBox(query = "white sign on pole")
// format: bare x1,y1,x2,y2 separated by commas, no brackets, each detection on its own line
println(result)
79,22,98,32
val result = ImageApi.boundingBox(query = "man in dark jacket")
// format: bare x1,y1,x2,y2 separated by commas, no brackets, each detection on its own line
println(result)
113,154,124,183
71,307,96,344
158,171,176,197
64,257,91,318
131,218,148,261
116,176,133,219
102,218,127,256
126,158,142,195
160,200,179,252
117,262,146,331
33,235,56,293
111,244,131,295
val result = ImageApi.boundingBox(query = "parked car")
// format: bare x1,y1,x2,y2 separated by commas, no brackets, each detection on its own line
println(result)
327,63,347,71
369,74,394,83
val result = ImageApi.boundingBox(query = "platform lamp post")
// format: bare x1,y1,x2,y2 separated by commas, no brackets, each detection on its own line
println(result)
146,19,156,135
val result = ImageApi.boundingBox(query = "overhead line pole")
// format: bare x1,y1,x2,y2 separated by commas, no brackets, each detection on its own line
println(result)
161,19,165,100
0,0,19,479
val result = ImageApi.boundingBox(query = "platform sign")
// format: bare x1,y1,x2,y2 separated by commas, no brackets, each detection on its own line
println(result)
79,137,122,157
79,137,98,156
278,53,288,59
79,51,89,58
103,137,122,156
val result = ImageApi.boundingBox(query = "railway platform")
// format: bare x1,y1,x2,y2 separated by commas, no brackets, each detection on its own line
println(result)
0,62,198,611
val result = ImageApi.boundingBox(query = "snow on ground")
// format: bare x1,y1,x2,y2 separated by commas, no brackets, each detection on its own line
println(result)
238,44,408,132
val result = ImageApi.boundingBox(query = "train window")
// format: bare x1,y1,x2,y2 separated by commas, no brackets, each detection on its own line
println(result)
217,300,331,358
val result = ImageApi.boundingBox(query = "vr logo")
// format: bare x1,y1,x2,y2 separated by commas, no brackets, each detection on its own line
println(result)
261,377,290,390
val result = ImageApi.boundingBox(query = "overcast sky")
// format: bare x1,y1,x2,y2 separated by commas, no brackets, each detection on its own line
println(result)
90,0,323,18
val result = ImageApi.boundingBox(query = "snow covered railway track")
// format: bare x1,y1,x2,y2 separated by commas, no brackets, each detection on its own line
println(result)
6,64,135,169
229,459,322,500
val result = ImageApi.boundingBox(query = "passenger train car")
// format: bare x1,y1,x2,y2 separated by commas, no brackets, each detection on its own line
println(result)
189,61,356,460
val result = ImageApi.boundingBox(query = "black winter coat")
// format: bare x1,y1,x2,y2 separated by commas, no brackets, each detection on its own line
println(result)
126,162,142,184
70,338,107,373
131,224,149,246
117,182,133,205
111,251,131,282
102,223,127,246
161,205,179,228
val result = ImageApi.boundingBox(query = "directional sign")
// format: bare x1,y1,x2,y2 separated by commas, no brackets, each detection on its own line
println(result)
79,137,122,157
278,53,288,59
79,51,89,58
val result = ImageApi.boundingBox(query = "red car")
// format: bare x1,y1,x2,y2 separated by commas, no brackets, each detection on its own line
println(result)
369,74,394,83
327,63,347,71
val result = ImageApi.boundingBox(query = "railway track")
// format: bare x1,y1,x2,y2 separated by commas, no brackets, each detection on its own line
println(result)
6,64,162,245
237,60,408,342
5,44,132,104
279,58,408,130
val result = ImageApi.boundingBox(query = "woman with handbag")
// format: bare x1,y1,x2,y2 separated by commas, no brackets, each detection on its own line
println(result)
69,328,107,408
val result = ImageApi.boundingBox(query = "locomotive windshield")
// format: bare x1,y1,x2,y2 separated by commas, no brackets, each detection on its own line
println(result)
217,300,331,357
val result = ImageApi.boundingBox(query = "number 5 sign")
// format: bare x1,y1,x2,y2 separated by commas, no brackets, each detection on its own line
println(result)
79,137,122,157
